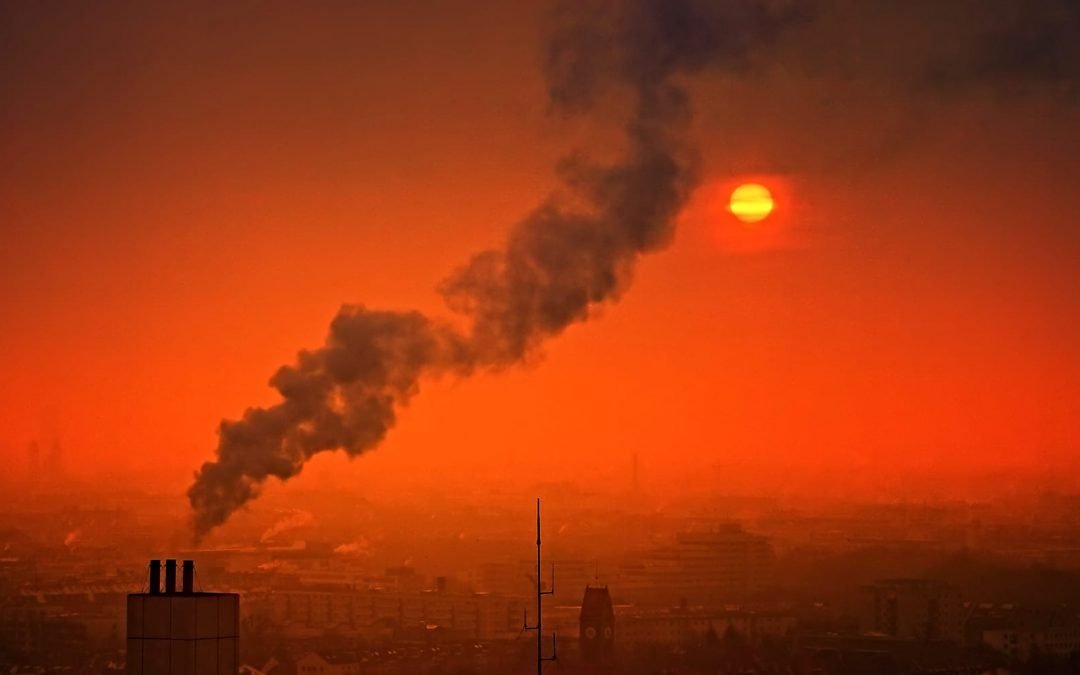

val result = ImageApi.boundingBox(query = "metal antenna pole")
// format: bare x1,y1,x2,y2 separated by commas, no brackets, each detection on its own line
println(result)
523,497,556,674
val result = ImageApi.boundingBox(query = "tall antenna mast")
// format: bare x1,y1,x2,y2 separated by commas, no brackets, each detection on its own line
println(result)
523,497,556,674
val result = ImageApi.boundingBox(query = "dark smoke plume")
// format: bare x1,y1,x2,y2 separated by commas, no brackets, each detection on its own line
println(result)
188,0,806,538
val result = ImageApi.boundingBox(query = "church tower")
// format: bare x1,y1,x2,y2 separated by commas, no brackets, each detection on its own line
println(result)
579,585,614,663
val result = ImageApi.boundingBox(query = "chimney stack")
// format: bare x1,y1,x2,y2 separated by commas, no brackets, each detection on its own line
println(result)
148,559,161,595
164,559,177,594
182,560,195,593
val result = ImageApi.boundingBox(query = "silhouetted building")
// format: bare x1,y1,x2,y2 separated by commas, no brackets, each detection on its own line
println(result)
618,608,795,648
617,525,774,604
982,613,1080,661
580,585,614,662
801,634,996,674
863,578,962,642
126,559,239,674
45,439,64,475
0,600,91,661
261,587,521,640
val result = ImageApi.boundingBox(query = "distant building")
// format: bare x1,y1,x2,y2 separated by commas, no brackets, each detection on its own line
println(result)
126,559,239,675
616,525,774,604
801,634,997,674
983,621,1080,661
863,579,962,642
579,586,615,662
258,586,523,641
617,608,795,648
0,600,91,658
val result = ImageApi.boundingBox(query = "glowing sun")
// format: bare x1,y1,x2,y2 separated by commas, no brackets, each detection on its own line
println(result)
729,183,774,223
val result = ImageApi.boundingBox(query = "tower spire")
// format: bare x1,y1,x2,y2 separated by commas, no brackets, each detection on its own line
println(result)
523,498,556,674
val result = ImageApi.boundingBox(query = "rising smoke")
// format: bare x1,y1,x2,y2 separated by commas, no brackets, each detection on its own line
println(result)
259,509,315,543
188,0,808,539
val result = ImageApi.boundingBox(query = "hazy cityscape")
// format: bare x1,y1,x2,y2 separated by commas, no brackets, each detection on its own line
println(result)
4,0,1080,673
4,449,1080,674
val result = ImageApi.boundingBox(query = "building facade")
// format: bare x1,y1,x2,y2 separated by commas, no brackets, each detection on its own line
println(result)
617,609,795,649
863,578,963,642
126,559,240,675
615,525,774,605
259,587,524,640
983,624,1080,661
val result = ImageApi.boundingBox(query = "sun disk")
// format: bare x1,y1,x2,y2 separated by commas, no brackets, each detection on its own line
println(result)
729,183,774,223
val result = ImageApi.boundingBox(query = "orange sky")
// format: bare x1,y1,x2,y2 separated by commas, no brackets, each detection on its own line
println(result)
2,1,1079,508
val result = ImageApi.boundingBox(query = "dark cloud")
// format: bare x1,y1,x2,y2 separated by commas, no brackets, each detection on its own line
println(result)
763,0,1080,96
922,0,1080,93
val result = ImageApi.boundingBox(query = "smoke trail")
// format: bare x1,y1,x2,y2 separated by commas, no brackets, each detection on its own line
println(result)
259,508,315,543
334,537,374,557
189,0,807,538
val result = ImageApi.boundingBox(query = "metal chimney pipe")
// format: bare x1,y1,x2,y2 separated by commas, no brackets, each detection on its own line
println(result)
164,559,177,594
181,560,195,594
148,560,161,595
